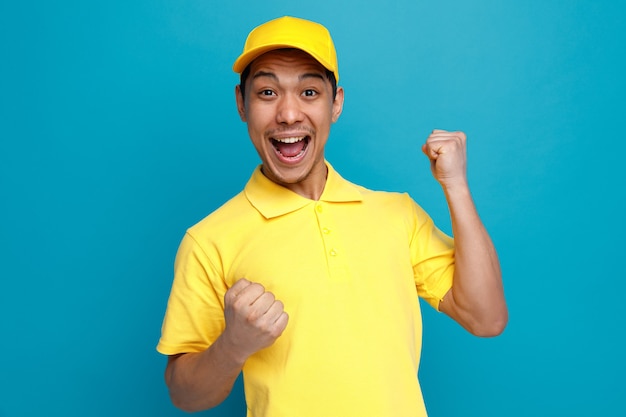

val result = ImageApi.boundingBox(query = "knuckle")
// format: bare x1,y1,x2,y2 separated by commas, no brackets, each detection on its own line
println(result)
269,329,282,339
267,322,283,338
279,312,289,328
231,295,250,311
257,292,275,306
246,309,261,323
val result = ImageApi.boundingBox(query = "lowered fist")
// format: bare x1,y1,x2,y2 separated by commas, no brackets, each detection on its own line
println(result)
222,278,289,362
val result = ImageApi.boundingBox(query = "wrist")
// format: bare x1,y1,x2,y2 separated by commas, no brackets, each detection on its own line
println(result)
440,178,470,197
213,332,249,367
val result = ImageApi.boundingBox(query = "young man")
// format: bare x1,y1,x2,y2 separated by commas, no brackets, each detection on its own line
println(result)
157,16,507,417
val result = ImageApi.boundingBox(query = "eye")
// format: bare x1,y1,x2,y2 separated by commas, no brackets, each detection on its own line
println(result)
260,89,276,96
303,89,318,97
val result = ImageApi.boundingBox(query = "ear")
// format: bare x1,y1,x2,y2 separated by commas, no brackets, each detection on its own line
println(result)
331,86,345,123
235,85,247,122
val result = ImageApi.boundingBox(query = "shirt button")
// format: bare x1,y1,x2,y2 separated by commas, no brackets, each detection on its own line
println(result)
322,228,331,234
316,205,323,213
329,249,337,256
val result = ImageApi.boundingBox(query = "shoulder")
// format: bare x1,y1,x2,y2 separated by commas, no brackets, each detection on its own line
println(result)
186,191,252,238
357,184,421,212
356,186,439,239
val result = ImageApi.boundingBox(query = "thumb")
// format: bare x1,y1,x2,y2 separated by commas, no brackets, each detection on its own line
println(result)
422,143,442,160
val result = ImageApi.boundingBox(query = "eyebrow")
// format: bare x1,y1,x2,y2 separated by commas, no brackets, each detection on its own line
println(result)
300,72,326,82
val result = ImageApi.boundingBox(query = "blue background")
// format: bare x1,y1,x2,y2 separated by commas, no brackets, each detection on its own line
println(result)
1,1,624,416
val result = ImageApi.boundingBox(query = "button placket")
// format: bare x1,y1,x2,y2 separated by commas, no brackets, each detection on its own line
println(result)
315,204,327,244
314,203,344,276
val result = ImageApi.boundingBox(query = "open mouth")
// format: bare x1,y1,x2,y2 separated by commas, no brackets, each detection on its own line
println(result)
271,136,310,159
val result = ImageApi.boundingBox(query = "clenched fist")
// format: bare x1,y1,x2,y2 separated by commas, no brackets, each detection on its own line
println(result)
222,278,289,362
422,129,468,190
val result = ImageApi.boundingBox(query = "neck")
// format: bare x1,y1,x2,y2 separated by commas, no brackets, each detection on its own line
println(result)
262,163,328,201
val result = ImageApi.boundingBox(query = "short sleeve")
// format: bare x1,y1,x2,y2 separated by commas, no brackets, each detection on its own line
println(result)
156,231,228,355
407,196,455,311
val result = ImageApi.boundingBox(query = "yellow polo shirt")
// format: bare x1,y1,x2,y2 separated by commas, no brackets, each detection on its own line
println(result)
158,162,455,417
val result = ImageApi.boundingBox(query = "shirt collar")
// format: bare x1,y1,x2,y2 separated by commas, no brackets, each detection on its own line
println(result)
244,161,364,219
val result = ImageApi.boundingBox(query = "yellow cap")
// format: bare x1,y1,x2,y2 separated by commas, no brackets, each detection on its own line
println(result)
233,16,339,82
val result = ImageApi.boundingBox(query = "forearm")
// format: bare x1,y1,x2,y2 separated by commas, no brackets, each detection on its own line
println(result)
165,335,245,412
442,183,507,336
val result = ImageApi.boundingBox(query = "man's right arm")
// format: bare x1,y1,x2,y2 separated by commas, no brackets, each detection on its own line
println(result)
164,278,289,412
165,336,245,411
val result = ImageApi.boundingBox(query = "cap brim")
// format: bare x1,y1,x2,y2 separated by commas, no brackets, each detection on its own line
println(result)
232,44,338,82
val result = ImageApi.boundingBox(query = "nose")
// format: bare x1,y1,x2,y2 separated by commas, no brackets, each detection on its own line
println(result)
276,93,304,125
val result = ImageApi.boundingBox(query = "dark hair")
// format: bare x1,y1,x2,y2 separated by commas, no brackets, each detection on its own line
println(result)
238,57,338,102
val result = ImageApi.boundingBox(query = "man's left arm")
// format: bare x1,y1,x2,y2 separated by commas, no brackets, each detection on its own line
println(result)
422,130,508,337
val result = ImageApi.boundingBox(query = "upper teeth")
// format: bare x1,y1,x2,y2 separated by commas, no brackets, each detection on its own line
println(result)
274,137,304,144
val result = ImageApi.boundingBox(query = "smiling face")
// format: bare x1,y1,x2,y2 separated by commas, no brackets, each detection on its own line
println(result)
236,49,344,200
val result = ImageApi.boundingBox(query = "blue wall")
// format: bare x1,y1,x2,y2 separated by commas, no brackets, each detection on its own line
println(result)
1,1,624,416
